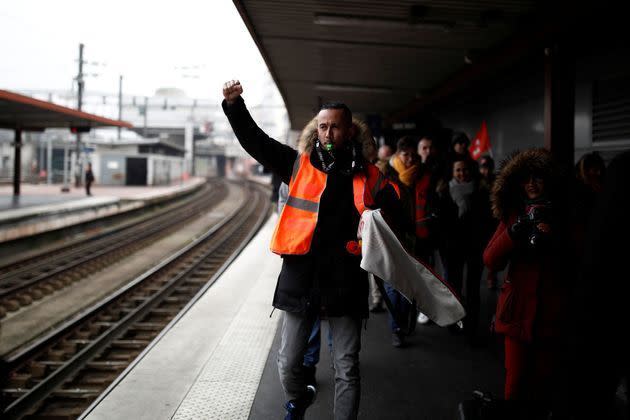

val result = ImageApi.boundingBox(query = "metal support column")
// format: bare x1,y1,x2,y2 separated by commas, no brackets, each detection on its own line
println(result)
118,75,123,140
13,128,22,196
75,43,85,187
143,96,148,137
47,136,53,184
61,142,70,192
544,37,575,169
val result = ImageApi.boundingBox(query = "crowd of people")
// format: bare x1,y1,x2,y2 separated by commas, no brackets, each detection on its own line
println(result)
223,80,626,420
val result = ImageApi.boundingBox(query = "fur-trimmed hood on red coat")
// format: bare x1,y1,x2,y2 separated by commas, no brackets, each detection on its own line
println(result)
491,148,562,221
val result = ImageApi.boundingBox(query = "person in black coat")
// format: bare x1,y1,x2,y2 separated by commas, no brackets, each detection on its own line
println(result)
85,163,95,196
568,150,630,420
438,155,493,342
222,80,399,420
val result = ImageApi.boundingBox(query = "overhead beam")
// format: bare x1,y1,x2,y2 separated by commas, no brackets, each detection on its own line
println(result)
388,21,552,123
263,36,466,53
232,1,290,119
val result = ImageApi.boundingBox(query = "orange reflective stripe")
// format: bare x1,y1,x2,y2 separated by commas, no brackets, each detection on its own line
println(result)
390,181,401,198
271,205,319,254
369,172,385,200
353,174,366,215
270,154,326,255
271,159,396,255
291,155,301,178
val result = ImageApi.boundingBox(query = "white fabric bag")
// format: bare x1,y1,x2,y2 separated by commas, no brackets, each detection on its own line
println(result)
359,209,465,327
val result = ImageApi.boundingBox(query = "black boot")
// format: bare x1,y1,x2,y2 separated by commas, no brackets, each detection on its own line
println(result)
284,385,316,420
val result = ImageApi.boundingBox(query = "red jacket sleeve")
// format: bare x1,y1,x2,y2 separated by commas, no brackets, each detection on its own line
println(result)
483,220,515,272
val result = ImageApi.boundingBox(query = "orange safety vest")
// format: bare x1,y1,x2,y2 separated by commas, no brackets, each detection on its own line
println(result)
414,172,432,239
270,153,396,255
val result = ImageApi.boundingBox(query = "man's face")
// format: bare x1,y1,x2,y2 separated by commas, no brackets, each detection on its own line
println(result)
453,142,467,155
418,138,433,163
317,109,352,150
398,149,415,169
378,145,393,161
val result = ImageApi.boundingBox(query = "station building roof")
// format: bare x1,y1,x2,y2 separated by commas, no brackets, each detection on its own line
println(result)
90,137,186,153
232,0,548,130
0,89,133,131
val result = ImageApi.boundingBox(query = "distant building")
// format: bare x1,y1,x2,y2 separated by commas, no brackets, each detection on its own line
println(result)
0,72,289,184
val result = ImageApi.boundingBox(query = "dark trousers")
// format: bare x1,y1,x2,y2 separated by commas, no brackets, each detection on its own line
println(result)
504,336,556,400
384,282,411,333
445,250,483,337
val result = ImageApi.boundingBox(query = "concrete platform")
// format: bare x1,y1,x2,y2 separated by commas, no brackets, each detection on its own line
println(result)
0,178,205,243
82,214,283,420
251,298,504,420
80,213,509,420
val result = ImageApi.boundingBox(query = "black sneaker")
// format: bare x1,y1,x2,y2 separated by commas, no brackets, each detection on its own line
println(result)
391,330,404,348
303,365,317,388
448,320,464,335
284,385,316,420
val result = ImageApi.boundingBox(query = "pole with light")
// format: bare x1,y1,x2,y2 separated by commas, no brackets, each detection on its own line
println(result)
75,43,85,188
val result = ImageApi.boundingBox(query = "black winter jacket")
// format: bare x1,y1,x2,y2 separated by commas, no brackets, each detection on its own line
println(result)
223,97,399,318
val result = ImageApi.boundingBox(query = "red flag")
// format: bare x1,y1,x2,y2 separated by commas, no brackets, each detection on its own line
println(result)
469,120,491,160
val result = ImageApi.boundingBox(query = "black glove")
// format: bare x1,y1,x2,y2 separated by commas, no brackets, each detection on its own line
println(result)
527,225,551,249
508,215,532,241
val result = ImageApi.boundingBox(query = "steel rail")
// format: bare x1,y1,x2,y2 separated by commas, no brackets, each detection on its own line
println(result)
0,181,227,308
0,180,209,277
2,182,269,419
0,182,217,290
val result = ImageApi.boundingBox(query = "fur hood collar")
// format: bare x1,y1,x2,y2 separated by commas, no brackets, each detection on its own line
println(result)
297,117,377,162
491,148,558,221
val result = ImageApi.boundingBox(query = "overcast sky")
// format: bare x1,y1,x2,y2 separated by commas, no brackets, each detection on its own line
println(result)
0,1,274,103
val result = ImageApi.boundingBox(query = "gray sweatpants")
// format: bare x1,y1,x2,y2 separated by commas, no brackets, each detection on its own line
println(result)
277,311,362,420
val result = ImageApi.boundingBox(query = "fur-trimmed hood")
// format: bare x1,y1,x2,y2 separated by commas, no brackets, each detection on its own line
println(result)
491,148,559,221
297,117,377,162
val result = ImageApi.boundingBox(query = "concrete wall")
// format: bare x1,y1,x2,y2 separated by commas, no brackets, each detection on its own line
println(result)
434,61,545,165
434,45,630,166
99,154,126,186
574,45,630,162
0,133,48,182
193,156,217,178
148,155,185,186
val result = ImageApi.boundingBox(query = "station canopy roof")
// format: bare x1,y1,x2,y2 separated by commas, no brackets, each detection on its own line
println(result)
233,0,545,130
0,89,133,131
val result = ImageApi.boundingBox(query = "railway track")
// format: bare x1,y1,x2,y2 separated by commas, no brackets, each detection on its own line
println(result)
1,181,270,419
0,180,229,318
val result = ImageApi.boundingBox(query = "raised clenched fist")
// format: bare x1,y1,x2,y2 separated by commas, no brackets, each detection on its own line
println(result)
223,80,243,105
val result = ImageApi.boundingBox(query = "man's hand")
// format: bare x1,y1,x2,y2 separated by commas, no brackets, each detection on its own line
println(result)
223,80,243,105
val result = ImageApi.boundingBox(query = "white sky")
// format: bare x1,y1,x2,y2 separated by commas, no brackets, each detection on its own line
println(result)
0,0,274,103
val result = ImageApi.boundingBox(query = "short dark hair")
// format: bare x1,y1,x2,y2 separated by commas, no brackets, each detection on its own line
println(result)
479,155,495,171
576,151,606,181
396,136,417,153
319,102,352,126
451,154,471,166
451,131,470,147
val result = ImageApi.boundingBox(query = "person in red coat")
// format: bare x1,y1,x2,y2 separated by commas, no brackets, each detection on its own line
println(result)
483,148,574,404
